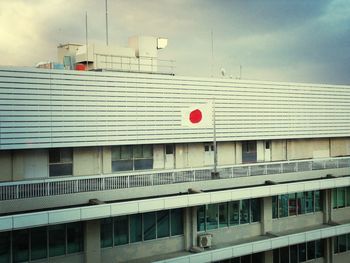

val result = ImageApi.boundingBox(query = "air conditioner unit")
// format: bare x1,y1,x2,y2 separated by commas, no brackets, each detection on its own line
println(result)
198,233,213,248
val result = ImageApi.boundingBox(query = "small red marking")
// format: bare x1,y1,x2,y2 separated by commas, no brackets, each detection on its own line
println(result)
189,109,202,124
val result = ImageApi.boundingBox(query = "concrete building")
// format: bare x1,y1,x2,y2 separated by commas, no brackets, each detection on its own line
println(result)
0,37,350,263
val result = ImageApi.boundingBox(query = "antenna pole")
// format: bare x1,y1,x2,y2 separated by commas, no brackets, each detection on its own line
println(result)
105,0,109,46
85,12,88,71
211,30,214,77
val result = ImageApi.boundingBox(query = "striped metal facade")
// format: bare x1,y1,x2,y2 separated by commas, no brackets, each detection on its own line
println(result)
0,66,350,150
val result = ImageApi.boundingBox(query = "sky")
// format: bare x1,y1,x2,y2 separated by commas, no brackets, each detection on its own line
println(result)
0,0,349,84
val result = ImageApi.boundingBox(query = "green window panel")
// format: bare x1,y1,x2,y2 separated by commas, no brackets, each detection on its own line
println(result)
332,188,338,209
130,214,142,243
143,212,156,241
240,200,250,224
100,218,113,248
197,205,206,231
305,191,314,213
278,194,289,218
298,242,306,262
12,229,29,263
0,232,10,263
297,192,305,215
229,201,240,225
337,188,346,208
67,222,84,254
272,196,278,219
250,198,261,222
218,203,228,228
288,193,297,216
206,204,219,230
171,209,183,236
30,227,47,260
114,216,129,245
157,210,170,238
307,241,315,260
49,225,66,257
314,191,322,212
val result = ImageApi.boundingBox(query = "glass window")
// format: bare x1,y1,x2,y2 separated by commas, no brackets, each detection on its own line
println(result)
67,222,83,253
347,233,350,251
278,194,289,217
49,225,66,257
307,241,316,260
49,148,61,163
332,188,337,209
114,216,129,245
12,229,29,263
49,148,73,176
242,141,257,163
337,188,345,208
288,193,297,216
100,218,113,248
241,255,251,263
142,145,153,158
130,214,142,243
165,144,174,155
229,201,240,225
134,159,153,170
240,200,250,224
143,212,156,241
272,196,278,219
111,146,121,160
314,190,322,212
133,145,143,158
290,244,298,263
157,210,170,238
121,146,132,159
347,187,350,206
273,249,280,263
334,235,339,253
339,234,347,252
252,252,263,263
297,192,305,214
315,239,324,258
250,198,260,222
171,209,183,236
0,232,10,263
60,148,73,162
305,191,314,213
206,204,219,230
31,227,47,260
280,246,289,263
197,206,206,231
298,243,306,262
219,203,228,227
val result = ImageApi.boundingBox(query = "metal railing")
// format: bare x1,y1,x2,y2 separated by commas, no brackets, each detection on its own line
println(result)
0,157,349,201
94,53,175,75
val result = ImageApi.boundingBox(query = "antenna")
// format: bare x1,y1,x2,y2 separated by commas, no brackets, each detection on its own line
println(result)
211,30,214,77
105,0,109,46
85,12,88,70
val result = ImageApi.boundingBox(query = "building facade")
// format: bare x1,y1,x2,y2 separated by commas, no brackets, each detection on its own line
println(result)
0,58,350,263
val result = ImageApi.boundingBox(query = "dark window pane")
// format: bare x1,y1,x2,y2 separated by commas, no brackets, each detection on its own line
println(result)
130,214,142,242
31,227,47,260
315,239,324,258
49,149,60,163
272,196,278,219
250,198,260,222
0,232,10,263
232,258,240,263
49,225,66,257
197,206,206,231
60,148,72,162
347,234,350,251
334,236,339,253
241,255,251,263
144,212,156,240
206,204,218,230
134,159,153,170
279,195,289,218
315,190,322,212
337,188,345,208
49,163,72,176
114,216,129,245
171,209,183,236
133,145,143,158
339,234,347,252
219,203,228,227
67,222,84,253
290,244,298,263
288,193,297,216
305,191,314,213
157,210,170,238
347,187,350,206
111,146,121,161
280,246,289,263
165,144,174,155
229,201,240,225
100,218,113,248
13,230,29,263
240,200,250,224
332,188,337,209
307,241,316,260
297,192,305,214
242,141,257,163
142,145,153,158
121,146,132,159
252,252,263,263
298,243,306,262
112,160,133,171
273,249,280,263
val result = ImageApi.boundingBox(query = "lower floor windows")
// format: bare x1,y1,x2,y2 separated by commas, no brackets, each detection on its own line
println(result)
334,233,350,253
272,190,322,219
214,252,263,263
0,222,83,262
332,187,350,209
100,208,183,248
197,199,261,232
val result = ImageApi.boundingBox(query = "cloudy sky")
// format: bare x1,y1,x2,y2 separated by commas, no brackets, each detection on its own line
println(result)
0,0,349,84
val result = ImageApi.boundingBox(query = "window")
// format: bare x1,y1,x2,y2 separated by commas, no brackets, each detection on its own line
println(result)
157,210,170,238
333,234,350,254
250,198,261,222
242,141,257,163
12,230,29,263
67,223,83,254
112,145,153,172
31,227,47,260
240,199,250,224
143,212,156,240
229,201,240,225
204,143,214,152
0,232,10,263
213,252,263,263
206,204,219,230
219,203,228,227
165,144,174,155
49,225,66,257
101,218,113,248
49,148,73,176
170,209,183,236
114,216,129,245
130,214,142,243
333,187,350,209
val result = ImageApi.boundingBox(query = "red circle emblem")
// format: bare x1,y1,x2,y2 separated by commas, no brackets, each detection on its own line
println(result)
189,109,202,124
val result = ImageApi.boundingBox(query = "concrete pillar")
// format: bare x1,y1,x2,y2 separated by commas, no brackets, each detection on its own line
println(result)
73,147,100,176
264,250,274,263
0,151,12,181
261,197,273,234
192,207,198,248
235,142,242,164
102,146,112,174
323,237,333,263
184,207,192,250
256,141,265,162
84,220,101,263
323,189,332,224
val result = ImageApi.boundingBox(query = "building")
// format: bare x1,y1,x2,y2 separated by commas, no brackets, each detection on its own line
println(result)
0,36,350,263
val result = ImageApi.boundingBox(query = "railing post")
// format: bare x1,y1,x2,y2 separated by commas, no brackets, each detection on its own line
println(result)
102,178,105,191
75,180,79,193
16,185,19,199
231,167,234,178
264,165,267,175
193,170,196,181
248,166,251,176
309,161,313,171
172,172,175,183
46,182,50,196
280,163,283,173
151,174,154,186
127,176,130,188
295,162,298,172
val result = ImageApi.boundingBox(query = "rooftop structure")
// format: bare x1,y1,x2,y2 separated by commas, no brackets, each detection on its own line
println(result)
0,36,350,263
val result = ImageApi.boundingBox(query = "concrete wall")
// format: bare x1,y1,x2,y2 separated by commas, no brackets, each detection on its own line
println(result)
333,251,350,263
187,143,204,168
332,207,350,222
153,144,165,169
217,142,235,166
175,144,187,169
235,142,243,164
257,141,265,162
45,254,84,263
101,236,184,263
102,146,112,174
73,147,100,176
287,139,330,160
330,138,350,157
12,149,48,180
271,212,323,233
271,140,286,161
0,150,12,181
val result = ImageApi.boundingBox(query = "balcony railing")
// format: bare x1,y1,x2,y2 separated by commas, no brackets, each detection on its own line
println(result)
0,157,349,201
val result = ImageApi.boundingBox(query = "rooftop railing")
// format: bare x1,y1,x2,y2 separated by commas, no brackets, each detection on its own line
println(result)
0,156,349,201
